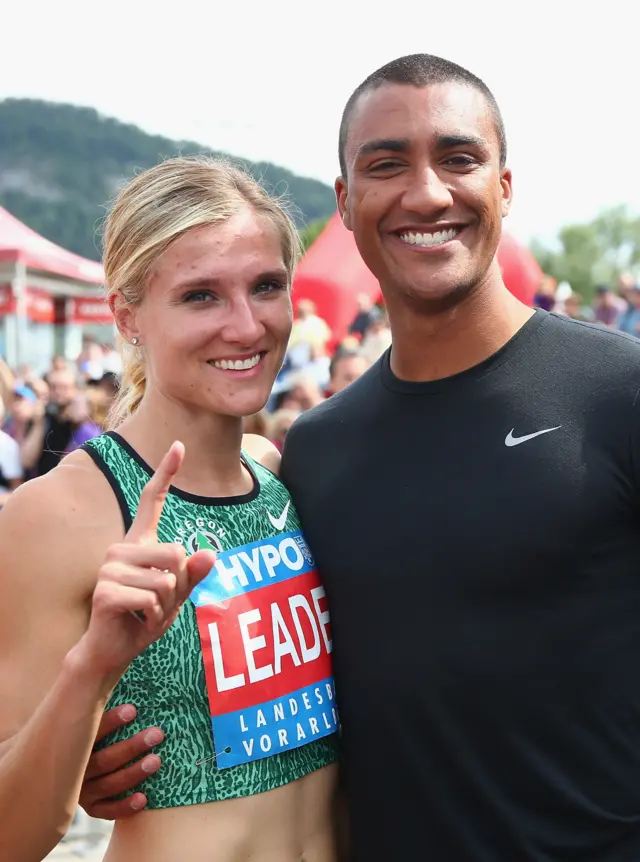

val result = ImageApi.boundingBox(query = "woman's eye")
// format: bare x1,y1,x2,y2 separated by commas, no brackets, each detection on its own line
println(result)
184,290,215,303
255,280,287,295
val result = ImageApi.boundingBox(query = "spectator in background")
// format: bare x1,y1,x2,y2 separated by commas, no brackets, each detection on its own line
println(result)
268,408,301,451
593,285,623,327
328,350,370,395
533,275,557,311
274,372,325,413
288,299,332,369
50,355,70,373
0,356,14,410
349,293,381,338
21,367,79,476
27,374,50,403
302,343,331,390
101,341,124,376
360,311,393,364
616,284,640,336
617,273,636,306
0,397,23,507
62,392,102,453
4,384,38,444
76,334,105,383
562,292,592,322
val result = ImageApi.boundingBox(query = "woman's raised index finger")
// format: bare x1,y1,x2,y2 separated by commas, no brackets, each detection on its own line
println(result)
126,441,184,542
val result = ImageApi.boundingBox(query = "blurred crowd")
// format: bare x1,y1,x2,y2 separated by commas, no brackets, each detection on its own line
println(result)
534,272,640,334
0,296,390,506
6,271,640,508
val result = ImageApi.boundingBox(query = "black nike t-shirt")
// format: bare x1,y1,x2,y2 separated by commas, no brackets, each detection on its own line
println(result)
281,311,640,862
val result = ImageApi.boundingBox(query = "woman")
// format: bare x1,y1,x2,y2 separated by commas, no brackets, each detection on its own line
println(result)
0,157,339,862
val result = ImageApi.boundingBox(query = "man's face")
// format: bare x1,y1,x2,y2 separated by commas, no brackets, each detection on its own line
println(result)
336,82,511,311
48,371,76,407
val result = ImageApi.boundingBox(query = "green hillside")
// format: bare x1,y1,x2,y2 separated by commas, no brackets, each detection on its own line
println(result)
0,98,336,261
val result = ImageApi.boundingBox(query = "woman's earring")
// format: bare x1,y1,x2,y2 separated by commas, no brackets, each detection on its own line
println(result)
131,337,139,346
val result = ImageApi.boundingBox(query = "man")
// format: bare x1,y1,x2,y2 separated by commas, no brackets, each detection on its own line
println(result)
593,284,626,327
20,366,79,476
80,55,640,861
348,292,380,338
616,283,640,335
327,350,370,395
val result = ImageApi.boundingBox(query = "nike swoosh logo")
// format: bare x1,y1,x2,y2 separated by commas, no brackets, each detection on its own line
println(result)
267,500,290,531
505,426,561,447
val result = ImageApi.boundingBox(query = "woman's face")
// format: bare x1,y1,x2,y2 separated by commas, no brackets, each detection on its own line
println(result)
122,208,293,419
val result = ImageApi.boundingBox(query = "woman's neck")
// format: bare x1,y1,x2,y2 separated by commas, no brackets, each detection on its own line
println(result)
115,391,249,498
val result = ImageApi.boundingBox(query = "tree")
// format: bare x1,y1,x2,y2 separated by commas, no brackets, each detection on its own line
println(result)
530,206,640,300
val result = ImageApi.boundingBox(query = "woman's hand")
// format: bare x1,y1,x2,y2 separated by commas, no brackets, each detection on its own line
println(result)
72,441,216,685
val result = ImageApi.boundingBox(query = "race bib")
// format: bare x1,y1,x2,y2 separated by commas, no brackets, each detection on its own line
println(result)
191,530,339,769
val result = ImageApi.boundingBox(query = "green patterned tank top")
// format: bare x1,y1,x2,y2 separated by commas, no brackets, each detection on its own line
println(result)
83,432,339,809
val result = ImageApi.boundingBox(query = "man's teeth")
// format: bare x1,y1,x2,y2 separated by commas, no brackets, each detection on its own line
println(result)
211,354,261,371
399,228,459,248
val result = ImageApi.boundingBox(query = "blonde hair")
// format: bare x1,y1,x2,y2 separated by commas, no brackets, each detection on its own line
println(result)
103,156,302,428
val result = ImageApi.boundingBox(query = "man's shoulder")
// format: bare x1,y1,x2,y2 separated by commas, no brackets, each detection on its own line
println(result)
546,312,640,350
542,313,640,380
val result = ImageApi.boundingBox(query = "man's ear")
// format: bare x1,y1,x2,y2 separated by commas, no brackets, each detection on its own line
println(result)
335,177,352,231
500,168,513,218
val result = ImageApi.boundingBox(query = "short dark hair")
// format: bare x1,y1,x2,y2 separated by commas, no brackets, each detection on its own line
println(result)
330,349,363,380
338,53,507,178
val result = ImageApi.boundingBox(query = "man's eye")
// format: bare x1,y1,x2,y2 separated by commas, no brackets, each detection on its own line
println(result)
444,156,476,167
369,161,401,172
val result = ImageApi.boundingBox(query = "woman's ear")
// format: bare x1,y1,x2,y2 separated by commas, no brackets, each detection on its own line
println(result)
109,294,141,346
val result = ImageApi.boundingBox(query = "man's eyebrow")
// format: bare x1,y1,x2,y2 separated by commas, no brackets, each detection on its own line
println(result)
355,138,410,159
355,134,489,160
435,134,488,151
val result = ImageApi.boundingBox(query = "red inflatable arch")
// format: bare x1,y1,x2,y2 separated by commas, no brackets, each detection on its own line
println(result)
292,213,541,341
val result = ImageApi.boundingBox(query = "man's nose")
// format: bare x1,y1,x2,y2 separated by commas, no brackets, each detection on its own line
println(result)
400,167,454,216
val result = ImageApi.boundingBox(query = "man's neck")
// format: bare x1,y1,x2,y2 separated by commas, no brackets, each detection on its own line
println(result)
387,273,535,383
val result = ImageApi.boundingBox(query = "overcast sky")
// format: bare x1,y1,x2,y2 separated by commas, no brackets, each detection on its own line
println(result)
2,1,637,246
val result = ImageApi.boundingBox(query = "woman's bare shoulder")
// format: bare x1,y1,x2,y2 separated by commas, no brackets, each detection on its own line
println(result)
3,449,121,526
0,449,126,595
242,433,281,476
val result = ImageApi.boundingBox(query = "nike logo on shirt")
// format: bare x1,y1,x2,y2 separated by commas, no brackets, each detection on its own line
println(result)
267,500,290,531
505,426,561,447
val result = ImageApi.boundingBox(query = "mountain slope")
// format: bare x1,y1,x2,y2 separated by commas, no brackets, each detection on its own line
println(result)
0,99,336,261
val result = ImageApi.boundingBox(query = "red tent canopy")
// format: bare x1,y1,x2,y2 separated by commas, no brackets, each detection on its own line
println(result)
0,206,104,284
292,213,542,340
